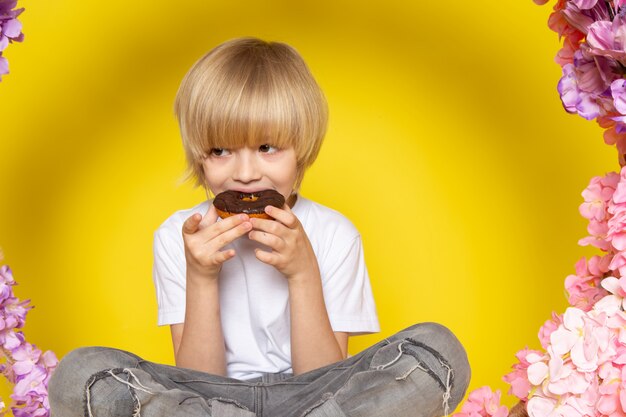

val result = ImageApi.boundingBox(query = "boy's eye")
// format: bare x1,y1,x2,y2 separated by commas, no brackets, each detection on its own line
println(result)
209,148,230,157
259,144,278,154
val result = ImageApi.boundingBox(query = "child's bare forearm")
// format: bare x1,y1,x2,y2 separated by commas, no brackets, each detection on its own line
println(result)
248,205,344,374
176,207,251,375
176,274,227,375
288,273,344,375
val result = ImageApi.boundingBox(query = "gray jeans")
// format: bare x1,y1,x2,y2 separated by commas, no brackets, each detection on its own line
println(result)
48,322,470,417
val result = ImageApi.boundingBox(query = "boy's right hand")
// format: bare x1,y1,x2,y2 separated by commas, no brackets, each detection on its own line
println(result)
182,205,252,281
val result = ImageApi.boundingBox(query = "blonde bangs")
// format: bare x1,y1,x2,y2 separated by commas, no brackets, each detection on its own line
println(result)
174,38,328,188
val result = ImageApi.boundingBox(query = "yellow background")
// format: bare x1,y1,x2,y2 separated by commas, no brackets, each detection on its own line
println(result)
0,0,616,409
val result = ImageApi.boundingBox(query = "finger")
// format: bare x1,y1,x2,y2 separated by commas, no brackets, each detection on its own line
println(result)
182,213,202,235
199,205,219,229
254,248,278,266
212,249,236,264
248,230,284,251
264,205,298,228
249,217,284,235
201,213,250,241
209,220,252,249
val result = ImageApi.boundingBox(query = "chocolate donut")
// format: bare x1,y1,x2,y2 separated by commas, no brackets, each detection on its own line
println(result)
213,189,285,219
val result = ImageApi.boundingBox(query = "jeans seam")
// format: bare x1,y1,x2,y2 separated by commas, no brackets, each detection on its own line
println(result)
178,395,212,413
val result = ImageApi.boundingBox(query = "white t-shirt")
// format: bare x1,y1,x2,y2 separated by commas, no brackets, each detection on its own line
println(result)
152,195,379,380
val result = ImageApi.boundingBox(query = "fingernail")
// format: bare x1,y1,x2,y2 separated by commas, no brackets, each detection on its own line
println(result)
239,214,247,220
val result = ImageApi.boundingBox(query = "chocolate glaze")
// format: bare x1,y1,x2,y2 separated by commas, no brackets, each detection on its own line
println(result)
213,189,285,215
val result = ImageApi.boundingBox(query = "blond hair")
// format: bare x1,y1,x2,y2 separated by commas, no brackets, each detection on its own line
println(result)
174,37,328,190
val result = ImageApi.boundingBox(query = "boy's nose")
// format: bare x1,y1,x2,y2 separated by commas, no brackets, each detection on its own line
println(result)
233,152,261,183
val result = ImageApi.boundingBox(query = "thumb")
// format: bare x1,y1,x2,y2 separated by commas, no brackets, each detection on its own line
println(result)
182,213,202,235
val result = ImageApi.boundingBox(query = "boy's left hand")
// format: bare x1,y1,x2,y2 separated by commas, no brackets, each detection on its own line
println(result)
248,204,319,281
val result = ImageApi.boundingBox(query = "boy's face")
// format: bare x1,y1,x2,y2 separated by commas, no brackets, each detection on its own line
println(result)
202,144,298,200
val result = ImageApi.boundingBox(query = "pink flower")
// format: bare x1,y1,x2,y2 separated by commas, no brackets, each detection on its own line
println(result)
565,256,611,311
579,219,611,251
610,251,626,276
608,212,626,251
612,79,626,116
527,395,591,417
526,345,592,398
453,386,509,417
539,313,564,349
0,266,14,286
561,3,598,35
605,312,626,355
0,1,24,46
11,343,42,377
504,349,546,400
549,347,592,395
595,276,626,315
571,0,598,8
40,351,57,370
586,15,626,65
0,0,24,82
0,263,55,415
12,365,47,398
550,308,615,372
503,368,532,400
596,362,626,417
556,39,579,66
548,3,585,41
0,55,7,78
600,116,626,150
558,62,602,120
2,331,23,352
580,173,620,221
0,297,32,330
611,167,626,204
534,0,626,152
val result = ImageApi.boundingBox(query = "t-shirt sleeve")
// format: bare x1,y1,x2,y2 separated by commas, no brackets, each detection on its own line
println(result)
320,235,380,335
152,224,187,326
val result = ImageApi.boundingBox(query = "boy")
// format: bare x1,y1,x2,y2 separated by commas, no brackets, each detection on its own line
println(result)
49,37,470,417
154,36,379,380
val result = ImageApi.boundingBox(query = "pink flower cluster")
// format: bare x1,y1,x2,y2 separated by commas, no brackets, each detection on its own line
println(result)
454,387,509,417
0,0,24,81
0,265,58,416
510,305,626,417
454,3,626,417
452,167,626,417
535,0,626,158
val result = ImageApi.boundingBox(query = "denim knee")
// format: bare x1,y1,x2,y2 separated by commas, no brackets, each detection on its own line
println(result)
49,346,143,417
305,323,471,417
50,346,142,388
392,322,471,411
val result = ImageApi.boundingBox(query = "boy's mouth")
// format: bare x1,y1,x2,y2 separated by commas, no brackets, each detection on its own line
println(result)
230,188,274,194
